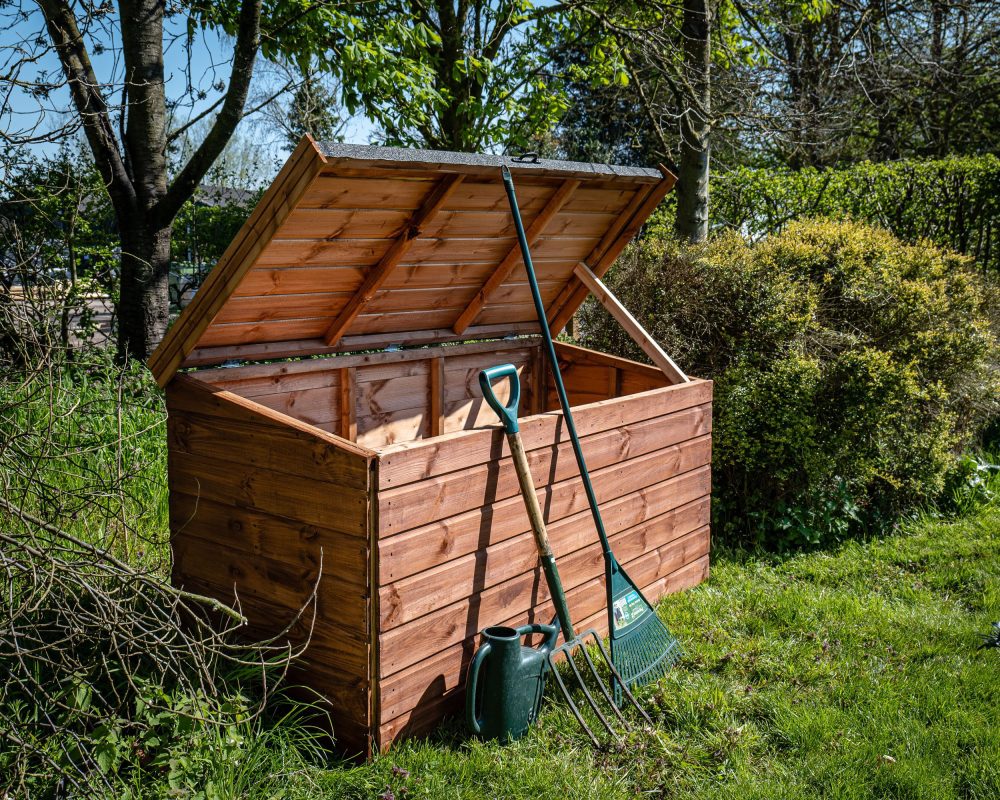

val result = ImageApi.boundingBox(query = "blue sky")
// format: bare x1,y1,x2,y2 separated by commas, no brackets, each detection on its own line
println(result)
1,4,375,183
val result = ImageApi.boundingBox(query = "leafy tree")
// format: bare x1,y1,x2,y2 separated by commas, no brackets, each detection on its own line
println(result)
282,68,343,151
320,1,575,152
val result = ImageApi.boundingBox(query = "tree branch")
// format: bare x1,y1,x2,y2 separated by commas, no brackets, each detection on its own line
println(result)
35,0,135,215
158,0,263,224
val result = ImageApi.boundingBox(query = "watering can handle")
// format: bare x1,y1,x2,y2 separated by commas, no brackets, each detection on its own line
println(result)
466,641,491,735
515,623,560,652
479,364,521,434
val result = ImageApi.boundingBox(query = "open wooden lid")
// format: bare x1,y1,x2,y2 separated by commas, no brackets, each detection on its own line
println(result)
149,137,676,386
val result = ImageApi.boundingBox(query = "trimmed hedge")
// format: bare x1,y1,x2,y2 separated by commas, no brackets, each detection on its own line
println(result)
649,155,1000,274
579,220,999,549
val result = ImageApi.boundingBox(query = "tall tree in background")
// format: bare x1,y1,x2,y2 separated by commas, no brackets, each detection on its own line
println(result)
328,1,574,152
21,0,275,360
282,68,343,151
674,0,711,241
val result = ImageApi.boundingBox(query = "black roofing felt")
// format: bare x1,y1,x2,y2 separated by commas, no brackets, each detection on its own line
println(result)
315,142,662,180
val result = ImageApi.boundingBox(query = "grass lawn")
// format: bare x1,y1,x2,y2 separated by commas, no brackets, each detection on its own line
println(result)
2,368,997,798
277,502,1000,800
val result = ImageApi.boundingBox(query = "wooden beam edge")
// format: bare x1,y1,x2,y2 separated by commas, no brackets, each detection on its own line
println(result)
150,137,327,386
572,262,688,384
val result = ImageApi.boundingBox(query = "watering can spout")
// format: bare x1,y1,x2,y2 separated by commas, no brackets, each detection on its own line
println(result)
466,623,559,741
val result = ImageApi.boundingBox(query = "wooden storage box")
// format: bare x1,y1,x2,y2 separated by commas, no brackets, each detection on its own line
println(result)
150,140,713,756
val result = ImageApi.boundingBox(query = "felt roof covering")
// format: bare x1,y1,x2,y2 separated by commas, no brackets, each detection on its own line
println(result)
149,137,676,386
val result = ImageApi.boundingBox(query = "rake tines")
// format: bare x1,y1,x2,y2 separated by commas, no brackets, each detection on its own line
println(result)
611,610,683,705
546,629,652,747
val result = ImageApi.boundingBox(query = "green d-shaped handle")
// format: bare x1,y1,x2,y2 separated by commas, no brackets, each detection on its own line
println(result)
479,364,521,434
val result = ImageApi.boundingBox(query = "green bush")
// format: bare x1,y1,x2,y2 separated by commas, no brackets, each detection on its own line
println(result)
579,219,999,549
649,155,1000,274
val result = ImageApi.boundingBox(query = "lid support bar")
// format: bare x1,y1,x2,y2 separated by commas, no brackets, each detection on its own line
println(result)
450,178,581,335
546,167,677,335
322,173,466,346
571,262,687,384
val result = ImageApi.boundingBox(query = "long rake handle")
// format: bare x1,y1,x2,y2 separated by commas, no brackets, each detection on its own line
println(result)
500,167,616,567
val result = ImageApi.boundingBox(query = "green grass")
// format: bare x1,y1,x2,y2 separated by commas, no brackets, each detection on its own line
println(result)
2,362,997,798
162,500,997,800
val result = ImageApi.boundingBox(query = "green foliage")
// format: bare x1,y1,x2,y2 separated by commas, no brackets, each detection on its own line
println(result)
0,349,168,562
649,155,1000,274
580,220,999,549
171,188,259,309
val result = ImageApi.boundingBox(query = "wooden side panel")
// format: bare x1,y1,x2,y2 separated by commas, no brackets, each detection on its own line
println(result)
165,374,374,755
373,378,713,749
542,340,672,411
192,339,547,448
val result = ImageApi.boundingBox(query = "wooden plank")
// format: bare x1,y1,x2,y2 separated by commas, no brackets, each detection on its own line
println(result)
379,492,710,627
553,340,669,382
377,378,712,487
573,262,687,383
149,137,325,386
169,492,367,587
298,175,435,210
430,357,444,437
275,207,412,239
376,554,709,744
379,461,711,586
181,323,542,369
451,179,581,334
530,349,545,415
547,168,677,334
379,432,711,537
168,447,367,537
323,175,466,346
356,408,429,449
168,408,352,483
193,336,535,387
166,374,372,478
213,291,354,325
171,533,367,624
378,526,711,678
266,208,613,249
340,367,357,441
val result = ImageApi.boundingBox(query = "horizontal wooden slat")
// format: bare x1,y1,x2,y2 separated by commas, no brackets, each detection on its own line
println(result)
377,378,712,486
234,261,579,297
166,373,371,477
554,340,668,381
194,337,536,388
168,448,367,537
378,526,711,678
356,407,429,449
380,427,710,538
298,175,436,210
377,554,709,744
171,574,373,752
379,490,710,628
170,492,367,587
376,470,709,621
171,533,367,625
380,403,711,535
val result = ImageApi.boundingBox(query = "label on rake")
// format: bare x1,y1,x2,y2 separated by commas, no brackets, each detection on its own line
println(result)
612,590,646,632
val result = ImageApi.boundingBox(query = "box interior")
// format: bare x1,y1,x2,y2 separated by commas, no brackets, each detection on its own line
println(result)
191,337,670,450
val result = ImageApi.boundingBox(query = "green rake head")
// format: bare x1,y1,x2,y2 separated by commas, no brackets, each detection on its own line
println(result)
608,559,683,700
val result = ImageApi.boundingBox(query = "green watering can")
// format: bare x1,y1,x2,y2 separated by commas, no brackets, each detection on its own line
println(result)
466,622,558,741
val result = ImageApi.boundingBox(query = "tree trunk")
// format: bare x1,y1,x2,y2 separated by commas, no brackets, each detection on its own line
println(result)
117,222,171,361
674,0,711,243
